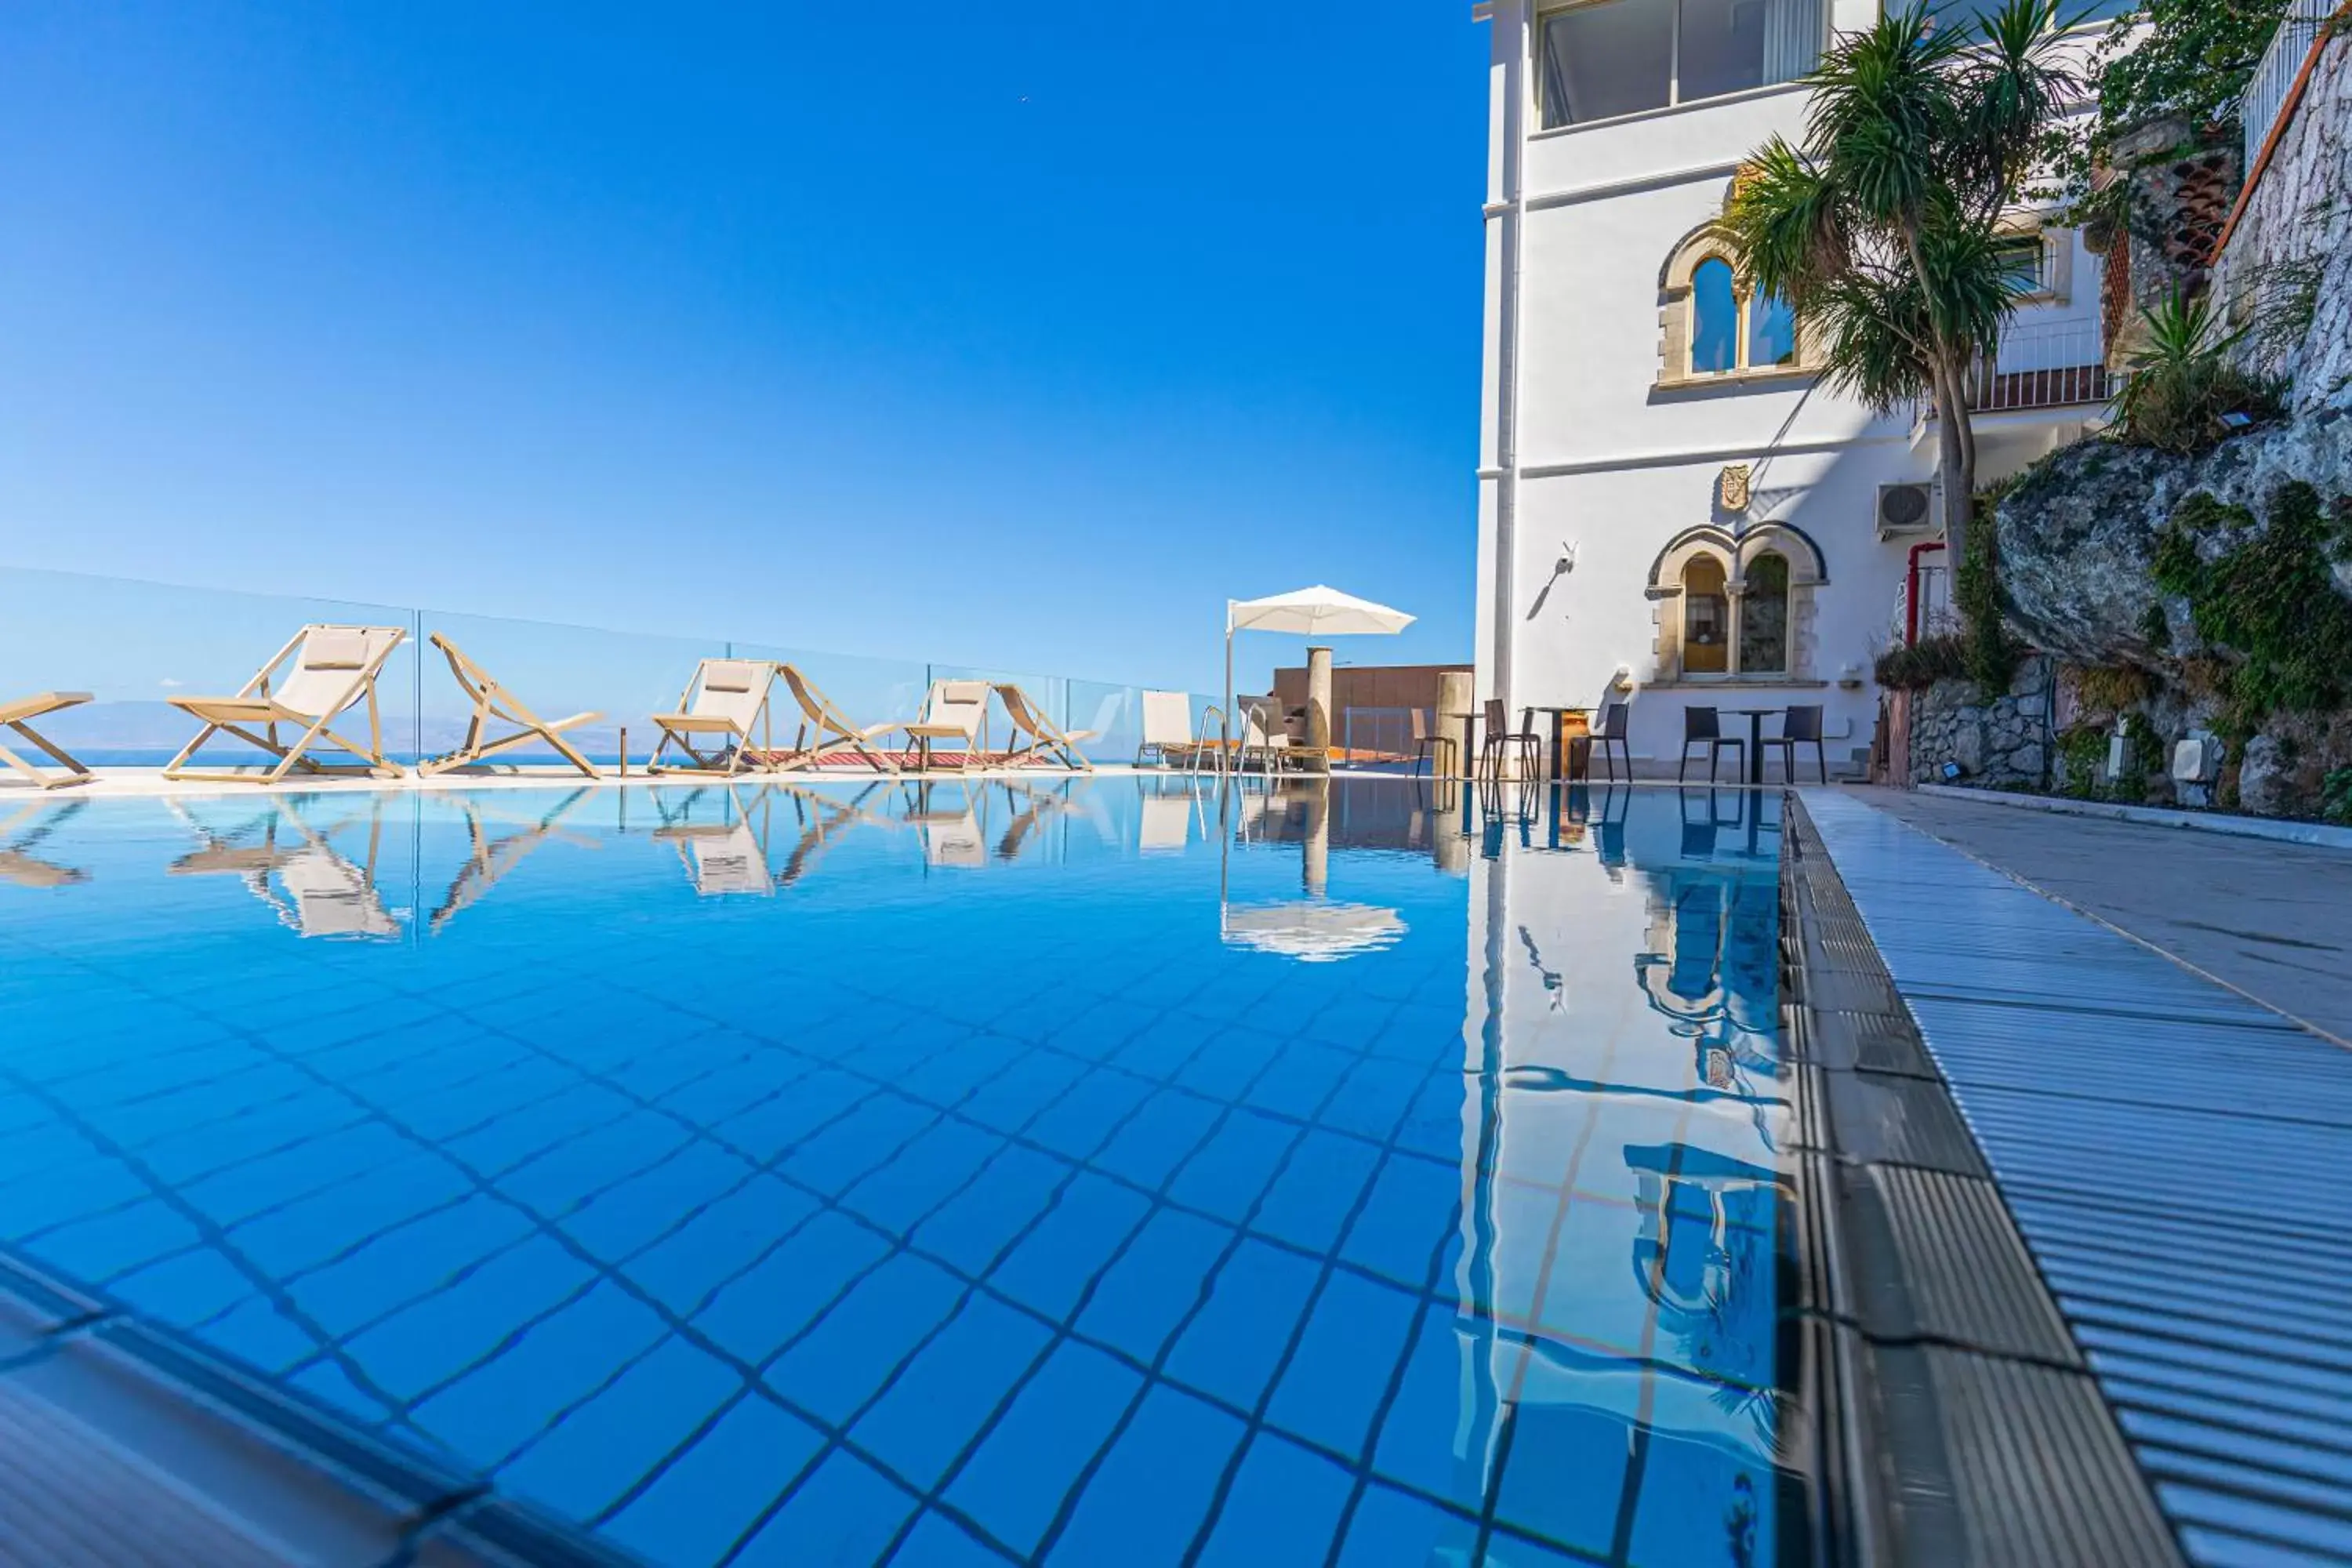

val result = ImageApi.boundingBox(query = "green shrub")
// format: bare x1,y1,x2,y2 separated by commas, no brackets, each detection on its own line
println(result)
1875,634,1970,690
2057,724,2108,799
2325,767,2352,826
2112,290,2285,454
1956,511,2025,693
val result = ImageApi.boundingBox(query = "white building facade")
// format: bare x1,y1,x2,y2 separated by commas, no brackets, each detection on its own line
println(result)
1471,0,2112,777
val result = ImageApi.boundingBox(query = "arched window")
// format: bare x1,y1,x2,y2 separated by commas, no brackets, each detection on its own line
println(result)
1740,552,1790,674
1690,258,1740,375
1660,224,1815,387
1682,555,1730,673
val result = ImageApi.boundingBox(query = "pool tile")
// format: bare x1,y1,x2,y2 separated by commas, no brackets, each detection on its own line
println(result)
1333,1482,1481,1567
624,1175,818,1316
1024,1069,1156,1162
1265,1270,1421,1461
912,1144,1072,1276
1338,1152,1457,1289
734,1448,916,1567
343,1233,594,1402
839,1118,1006,1237
713,1068,869,1161
498,1111,691,1217
285,1195,534,1336
1195,1431,1356,1566
1044,1384,1244,1566
780,1092,941,1197
1243,1040,1356,1120
1319,1059,1428,1142
764,1254,965,1423
495,1338,740,1523
230,1152,474,1276
1369,1307,1500,1512
988,1172,1150,1323
1252,1129,1381,1254
957,1051,1089,1134
409,1280,669,1462
1167,1108,1301,1223
25,1197,201,1283
1164,1237,1321,1410
1091,1090,1223,1189
887,1509,1016,1566
944,1339,1142,1556
602,1396,826,1566
852,1292,1054,1491
1076,1206,1232,1363
693,1209,890,1365
559,1142,756,1262
1490,1399,1633,1557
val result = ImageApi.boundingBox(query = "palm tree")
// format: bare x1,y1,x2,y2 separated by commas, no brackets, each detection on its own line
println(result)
1722,0,2083,567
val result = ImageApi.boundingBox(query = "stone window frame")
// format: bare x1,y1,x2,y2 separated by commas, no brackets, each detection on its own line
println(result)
1644,521,1828,683
1657,223,1824,390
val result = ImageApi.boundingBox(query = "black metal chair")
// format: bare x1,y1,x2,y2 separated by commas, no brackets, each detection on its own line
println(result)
1764,703,1829,784
1677,706,1744,783
1592,702,1632,782
1410,707,1457,778
1479,698,1541,782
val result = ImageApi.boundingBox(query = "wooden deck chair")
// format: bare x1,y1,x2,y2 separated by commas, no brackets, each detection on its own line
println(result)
418,636,602,778
898,681,994,773
995,683,1097,771
770,665,901,775
0,693,95,790
430,789,596,932
164,626,408,784
648,659,782,779
0,800,92,888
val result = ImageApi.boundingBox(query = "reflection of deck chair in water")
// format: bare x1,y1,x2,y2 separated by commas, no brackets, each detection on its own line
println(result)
165,626,408,785
767,665,900,775
418,637,602,779
431,789,597,932
0,800,93,888
994,684,1096,771
648,660,782,779
168,797,401,938
902,780,989,867
0,693,95,790
653,786,776,895
772,781,891,887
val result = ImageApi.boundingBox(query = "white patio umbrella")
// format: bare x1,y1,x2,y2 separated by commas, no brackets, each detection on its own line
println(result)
1223,586,1415,762
1220,900,1408,963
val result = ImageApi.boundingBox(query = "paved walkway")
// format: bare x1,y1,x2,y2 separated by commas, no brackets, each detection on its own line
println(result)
1846,786,2352,1046
1804,790,2352,1567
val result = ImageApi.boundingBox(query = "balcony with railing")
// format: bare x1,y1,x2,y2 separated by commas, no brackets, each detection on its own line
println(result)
1918,317,2111,437
2241,0,2337,171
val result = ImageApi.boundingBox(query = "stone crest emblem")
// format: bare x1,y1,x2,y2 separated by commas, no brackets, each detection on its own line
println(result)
1719,463,1752,512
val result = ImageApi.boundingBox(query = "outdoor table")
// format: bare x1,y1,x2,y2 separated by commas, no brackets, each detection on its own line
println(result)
1529,705,1595,782
1722,706,1784,786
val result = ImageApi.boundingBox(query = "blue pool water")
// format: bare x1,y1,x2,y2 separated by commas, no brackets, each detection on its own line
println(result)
0,779,1795,1566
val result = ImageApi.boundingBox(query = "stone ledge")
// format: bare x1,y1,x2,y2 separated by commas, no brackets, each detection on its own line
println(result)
1914,782,2352,850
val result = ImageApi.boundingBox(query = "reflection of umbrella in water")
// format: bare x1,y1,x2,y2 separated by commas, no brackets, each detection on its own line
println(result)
1220,899,1406,963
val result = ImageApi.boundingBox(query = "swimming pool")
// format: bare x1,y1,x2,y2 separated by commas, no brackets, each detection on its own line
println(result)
0,778,1798,1566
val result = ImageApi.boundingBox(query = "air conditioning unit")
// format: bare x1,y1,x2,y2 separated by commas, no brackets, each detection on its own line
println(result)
1876,481,1936,539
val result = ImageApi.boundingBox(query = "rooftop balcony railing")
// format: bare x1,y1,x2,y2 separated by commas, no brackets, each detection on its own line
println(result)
1956,318,2110,415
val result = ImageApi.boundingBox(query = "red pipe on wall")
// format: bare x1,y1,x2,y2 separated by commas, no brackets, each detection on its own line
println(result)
1906,539,1948,646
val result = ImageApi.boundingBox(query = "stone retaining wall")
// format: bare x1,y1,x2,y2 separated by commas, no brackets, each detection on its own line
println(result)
1904,657,2053,789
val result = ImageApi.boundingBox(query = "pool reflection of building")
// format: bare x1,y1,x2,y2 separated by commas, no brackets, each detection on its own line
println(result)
1447,783,1791,1561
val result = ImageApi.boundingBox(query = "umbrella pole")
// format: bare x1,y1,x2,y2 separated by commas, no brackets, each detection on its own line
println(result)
1221,604,1234,779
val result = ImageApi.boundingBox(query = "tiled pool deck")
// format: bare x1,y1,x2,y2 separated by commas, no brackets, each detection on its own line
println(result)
1802,790,2352,1568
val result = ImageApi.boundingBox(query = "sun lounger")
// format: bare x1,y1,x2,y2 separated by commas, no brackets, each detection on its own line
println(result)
648,659,783,779
898,681,994,773
1135,690,1207,771
164,626,408,785
417,636,602,778
994,683,1097,771
770,665,901,775
0,692,95,790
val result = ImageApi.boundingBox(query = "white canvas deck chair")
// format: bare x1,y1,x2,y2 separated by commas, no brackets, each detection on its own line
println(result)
772,665,901,775
430,789,597,932
648,659,782,779
1135,690,1205,771
419,635,601,778
994,684,1096,771
167,796,401,938
0,693,94,790
164,626,408,785
898,681,993,773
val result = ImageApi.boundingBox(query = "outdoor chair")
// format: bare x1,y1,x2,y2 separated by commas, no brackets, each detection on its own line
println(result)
416,634,602,779
1479,698,1541,782
898,680,994,772
1410,706,1457,779
0,692,94,790
163,625,409,785
648,659,783,779
996,682,1098,771
1676,706,1744,784
1764,704,1830,785
1136,690,1206,770
1593,702,1632,782
1237,696,1295,775
771,664,901,775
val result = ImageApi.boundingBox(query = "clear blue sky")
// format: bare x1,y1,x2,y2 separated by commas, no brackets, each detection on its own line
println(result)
0,4,1486,697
